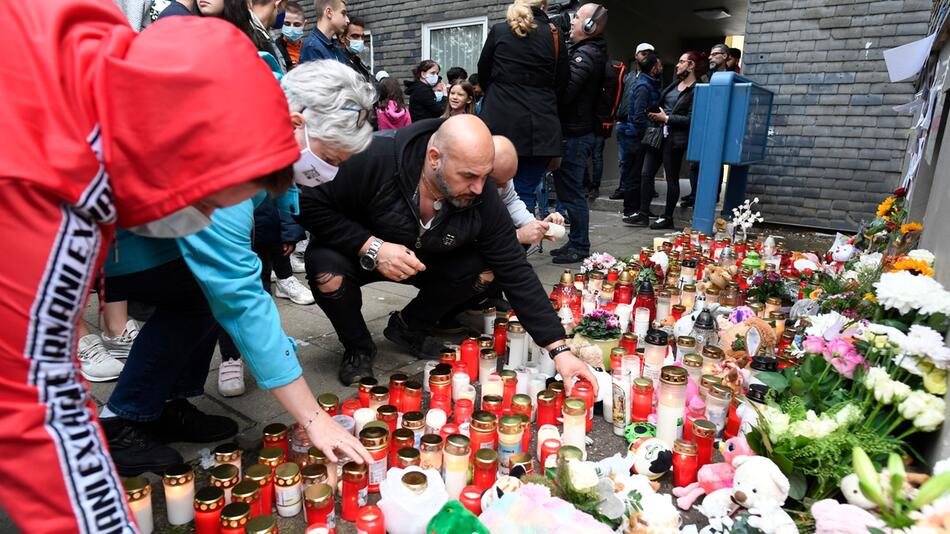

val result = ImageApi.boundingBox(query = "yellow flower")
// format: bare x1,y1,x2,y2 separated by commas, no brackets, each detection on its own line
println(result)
809,288,824,299
864,292,877,303
877,196,896,218
892,257,935,277
901,222,923,234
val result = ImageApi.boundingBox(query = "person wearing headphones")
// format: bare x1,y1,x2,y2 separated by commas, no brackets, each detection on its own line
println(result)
550,3,608,264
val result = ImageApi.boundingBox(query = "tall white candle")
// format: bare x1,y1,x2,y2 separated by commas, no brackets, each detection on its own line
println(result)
507,322,526,370
634,307,651,338
353,408,376,435
615,304,632,334
425,409,447,435
124,477,153,534
481,373,503,401
163,465,195,526
422,361,438,393
452,372,470,401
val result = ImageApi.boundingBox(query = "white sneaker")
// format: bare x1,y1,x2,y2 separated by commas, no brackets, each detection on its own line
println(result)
217,359,245,397
101,319,140,359
77,334,124,382
290,254,306,273
274,276,315,305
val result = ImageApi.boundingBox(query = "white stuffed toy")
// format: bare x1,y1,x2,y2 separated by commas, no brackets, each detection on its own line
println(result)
699,456,798,534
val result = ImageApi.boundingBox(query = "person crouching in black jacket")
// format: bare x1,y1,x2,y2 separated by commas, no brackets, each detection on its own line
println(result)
628,50,705,230
296,115,597,392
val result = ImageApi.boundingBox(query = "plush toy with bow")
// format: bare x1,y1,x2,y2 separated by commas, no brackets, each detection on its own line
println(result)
698,455,798,534
671,435,755,510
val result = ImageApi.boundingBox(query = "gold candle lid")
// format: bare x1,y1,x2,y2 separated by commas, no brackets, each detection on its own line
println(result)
244,464,273,485
274,462,301,486
677,336,696,348
359,426,389,448
511,394,532,410
389,373,409,386
401,471,428,494
769,311,786,320
474,448,498,467
194,486,225,512
709,383,732,400
444,434,471,455
392,427,415,444
509,452,533,471
343,461,367,481
499,369,517,382
702,346,725,360
377,404,398,418
560,270,575,284
683,353,703,368
477,335,494,348
404,380,423,394
317,393,339,411
213,442,241,463
499,415,523,434
660,365,688,385
359,376,379,390
397,447,421,464
262,422,288,440
259,446,285,466
470,411,497,431
402,411,425,430
364,420,390,434
479,348,497,360
231,480,260,503
632,377,653,392
610,347,628,358
557,445,584,462
537,390,556,404
429,370,452,385
766,297,782,305
163,464,194,486
548,381,565,395
306,446,328,465
420,434,443,451
369,385,390,401
562,398,585,416
507,321,525,333
482,395,503,409
301,463,328,485
123,477,151,501
692,419,717,439
304,483,333,509
700,374,722,389
244,515,278,534
210,464,239,488
673,439,697,455
219,502,251,528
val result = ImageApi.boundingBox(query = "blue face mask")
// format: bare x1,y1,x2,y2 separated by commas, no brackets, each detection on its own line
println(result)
282,26,304,42
435,92,445,102
348,40,365,54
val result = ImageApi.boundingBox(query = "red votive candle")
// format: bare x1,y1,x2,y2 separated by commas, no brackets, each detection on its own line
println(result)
194,487,225,534
672,439,699,487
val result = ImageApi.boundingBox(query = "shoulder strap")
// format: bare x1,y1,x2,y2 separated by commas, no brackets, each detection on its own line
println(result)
549,23,560,62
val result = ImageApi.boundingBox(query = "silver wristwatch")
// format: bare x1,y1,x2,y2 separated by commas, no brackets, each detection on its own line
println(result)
360,238,384,271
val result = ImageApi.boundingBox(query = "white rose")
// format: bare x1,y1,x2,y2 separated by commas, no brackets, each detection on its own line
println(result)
908,249,936,266
566,459,599,491
899,391,932,420
914,409,945,432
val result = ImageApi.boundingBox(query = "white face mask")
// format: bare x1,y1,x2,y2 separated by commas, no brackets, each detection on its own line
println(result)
128,206,212,238
424,73,438,85
293,125,339,187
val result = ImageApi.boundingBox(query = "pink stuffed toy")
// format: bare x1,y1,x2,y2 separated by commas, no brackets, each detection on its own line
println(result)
671,435,755,510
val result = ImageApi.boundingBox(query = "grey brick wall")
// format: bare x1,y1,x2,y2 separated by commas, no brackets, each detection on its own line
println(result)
302,0,509,81
743,0,932,230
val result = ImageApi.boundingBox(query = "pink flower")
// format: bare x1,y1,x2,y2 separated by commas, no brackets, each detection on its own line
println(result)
803,336,827,354
826,338,857,359
830,357,861,379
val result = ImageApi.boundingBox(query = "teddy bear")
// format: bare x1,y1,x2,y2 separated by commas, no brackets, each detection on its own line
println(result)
699,455,798,534
671,435,754,510
809,498,884,533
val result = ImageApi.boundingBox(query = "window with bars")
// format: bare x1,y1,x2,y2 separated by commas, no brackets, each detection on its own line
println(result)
421,17,489,79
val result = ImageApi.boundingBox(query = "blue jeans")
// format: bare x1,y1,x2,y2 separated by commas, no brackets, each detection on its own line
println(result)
584,136,606,190
105,259,218,422
555,134,595,254
616,126,639,193
512,156,551,216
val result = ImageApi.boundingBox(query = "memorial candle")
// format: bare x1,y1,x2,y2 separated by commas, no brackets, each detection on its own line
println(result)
631,377,653,422
443,434,471,500
245,515,278,534
163,464,195,526
244,464,274,517
506,322,527,369
341,461,368,522
304,483,335,528
388,374,407,412
213,442,243,479
274,462,303,517
479,349,498,385
124,477,154,534
672,439,699,487
355,505,385,534
642,329,669,391
359,426,389,493
211,464,239,504
193,486,224,534
358,377,378,408
691,419,716,468
420,434,444,471
262,423,290,459
231,480,262,518
317,393,340,417
219,502,251,534
301,463,329,494
402,380,422,413
656,366,688,447
561,398,587,458
460,337,480,382
493,319,508,360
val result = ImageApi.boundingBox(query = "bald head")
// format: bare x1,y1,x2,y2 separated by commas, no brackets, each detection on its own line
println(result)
571,3,607,43
491,136,518,186
426,115,494,208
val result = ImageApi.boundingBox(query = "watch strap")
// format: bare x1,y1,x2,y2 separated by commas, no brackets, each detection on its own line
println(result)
549,345,571,359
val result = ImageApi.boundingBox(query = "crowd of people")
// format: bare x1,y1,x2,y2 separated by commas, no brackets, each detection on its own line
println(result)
0,0,744,530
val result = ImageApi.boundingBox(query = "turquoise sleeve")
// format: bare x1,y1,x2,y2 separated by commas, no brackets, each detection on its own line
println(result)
177,200,303,389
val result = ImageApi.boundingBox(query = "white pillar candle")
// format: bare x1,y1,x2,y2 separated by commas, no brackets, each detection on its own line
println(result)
458,384,477,405
483,308,496,336
478,350,498,383
615,304,632,334
422,361,438,393
481,373,503,402
528,375,547,408
353,408,376,435
507,323,527,370
452,372,470,401
655,367,687,447
124,477,154,534
162,465,195,526
425,408,447,435
634,307,651,338
539,348,556,377
536,425,561,460
515,370,530,395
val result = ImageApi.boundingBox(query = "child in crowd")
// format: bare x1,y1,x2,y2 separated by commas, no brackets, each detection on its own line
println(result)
441,80,476,117
376,77,413,130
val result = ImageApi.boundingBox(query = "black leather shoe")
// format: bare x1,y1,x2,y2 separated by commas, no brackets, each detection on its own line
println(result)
432,314,468,335
549,244,572,256
587,187,600,200
650,217,675,230
384,312,442,360
680,196,695,208
338,346,376,386
103,417,183,476
150,399,238,443
609,189,625,200
622,213,650,227
552,251,586,264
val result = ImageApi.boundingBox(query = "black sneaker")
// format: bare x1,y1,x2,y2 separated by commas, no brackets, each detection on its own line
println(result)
432,314,467,335
650,217,675,230
622,213,650,227
609,189,625,200
102,417,183,477
150,399,238,443
552,251,586,264
680,195,695,208
383,311,442,360
339,346,375,386
549,244,572,257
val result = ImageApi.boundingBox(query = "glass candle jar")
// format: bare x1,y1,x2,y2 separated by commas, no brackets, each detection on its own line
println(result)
561,398,587,458
497,415,524,475
668,287,682,307
395,447,421,468
482,394,503,421
359,426,389,493
420,433,444,471
231,480,262,518
426,409,448,436
245,515,277,534
670,304,686,322
656,366,688,447
356,505,385,534
509,452,534,477
536,390,557,427
699,374,722,401
765,297,782,316
452,372,471,402
213,442,242,479
642,329,669,391
769,310,787,337
633,279,657,325
701,346,725,376
358,377,378,408
341,398,362,417
459,485,483,517
402,411,425,447
750,355,778,386
587,271,605,292
163,464,196,526
511,393,532,421
633,306,651,339
390,428,415,467
368,386,390,411
306,447,338,493
630,377,653,424
263,423,289,460
681,284,697,312
317,393,339,417
341,461,368,522
377,404,398,435
353,407,377,436
244,465,274,517
443,434,471,501
599,282,616,306
402,380,422,413
749,301,765,319
124,476,154,534
676,336,696,363
655,290,672,323
210,464,239,505
540,438,562,470
482,306,497,336
672,439,699,487
258,446,285,478
548,381,566,418
274,462,303,517
499,370,518,412
620,332,638,357
429,369,452,402
479,349,498,384
705,384,732,435
219,502,251,534
473,448,498,491
388,374,407,412
460,337,480,382
304,483,334,528
572,379,595,432
680,258,697,285
193,486,224,534
507,322,527,369
608,346,627,372
440,423,460,441
691,419,716,468
454,398,475,433
493,319,508,361
301,463,329,494
683,353,703,383
611,368,631,436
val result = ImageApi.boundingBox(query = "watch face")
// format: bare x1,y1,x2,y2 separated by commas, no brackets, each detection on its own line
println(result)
360,254,376,271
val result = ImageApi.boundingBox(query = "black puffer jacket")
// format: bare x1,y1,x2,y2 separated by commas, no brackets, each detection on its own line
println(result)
560,36,607,137
658,80,696,149
296,119,565,346
404,80,444,122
